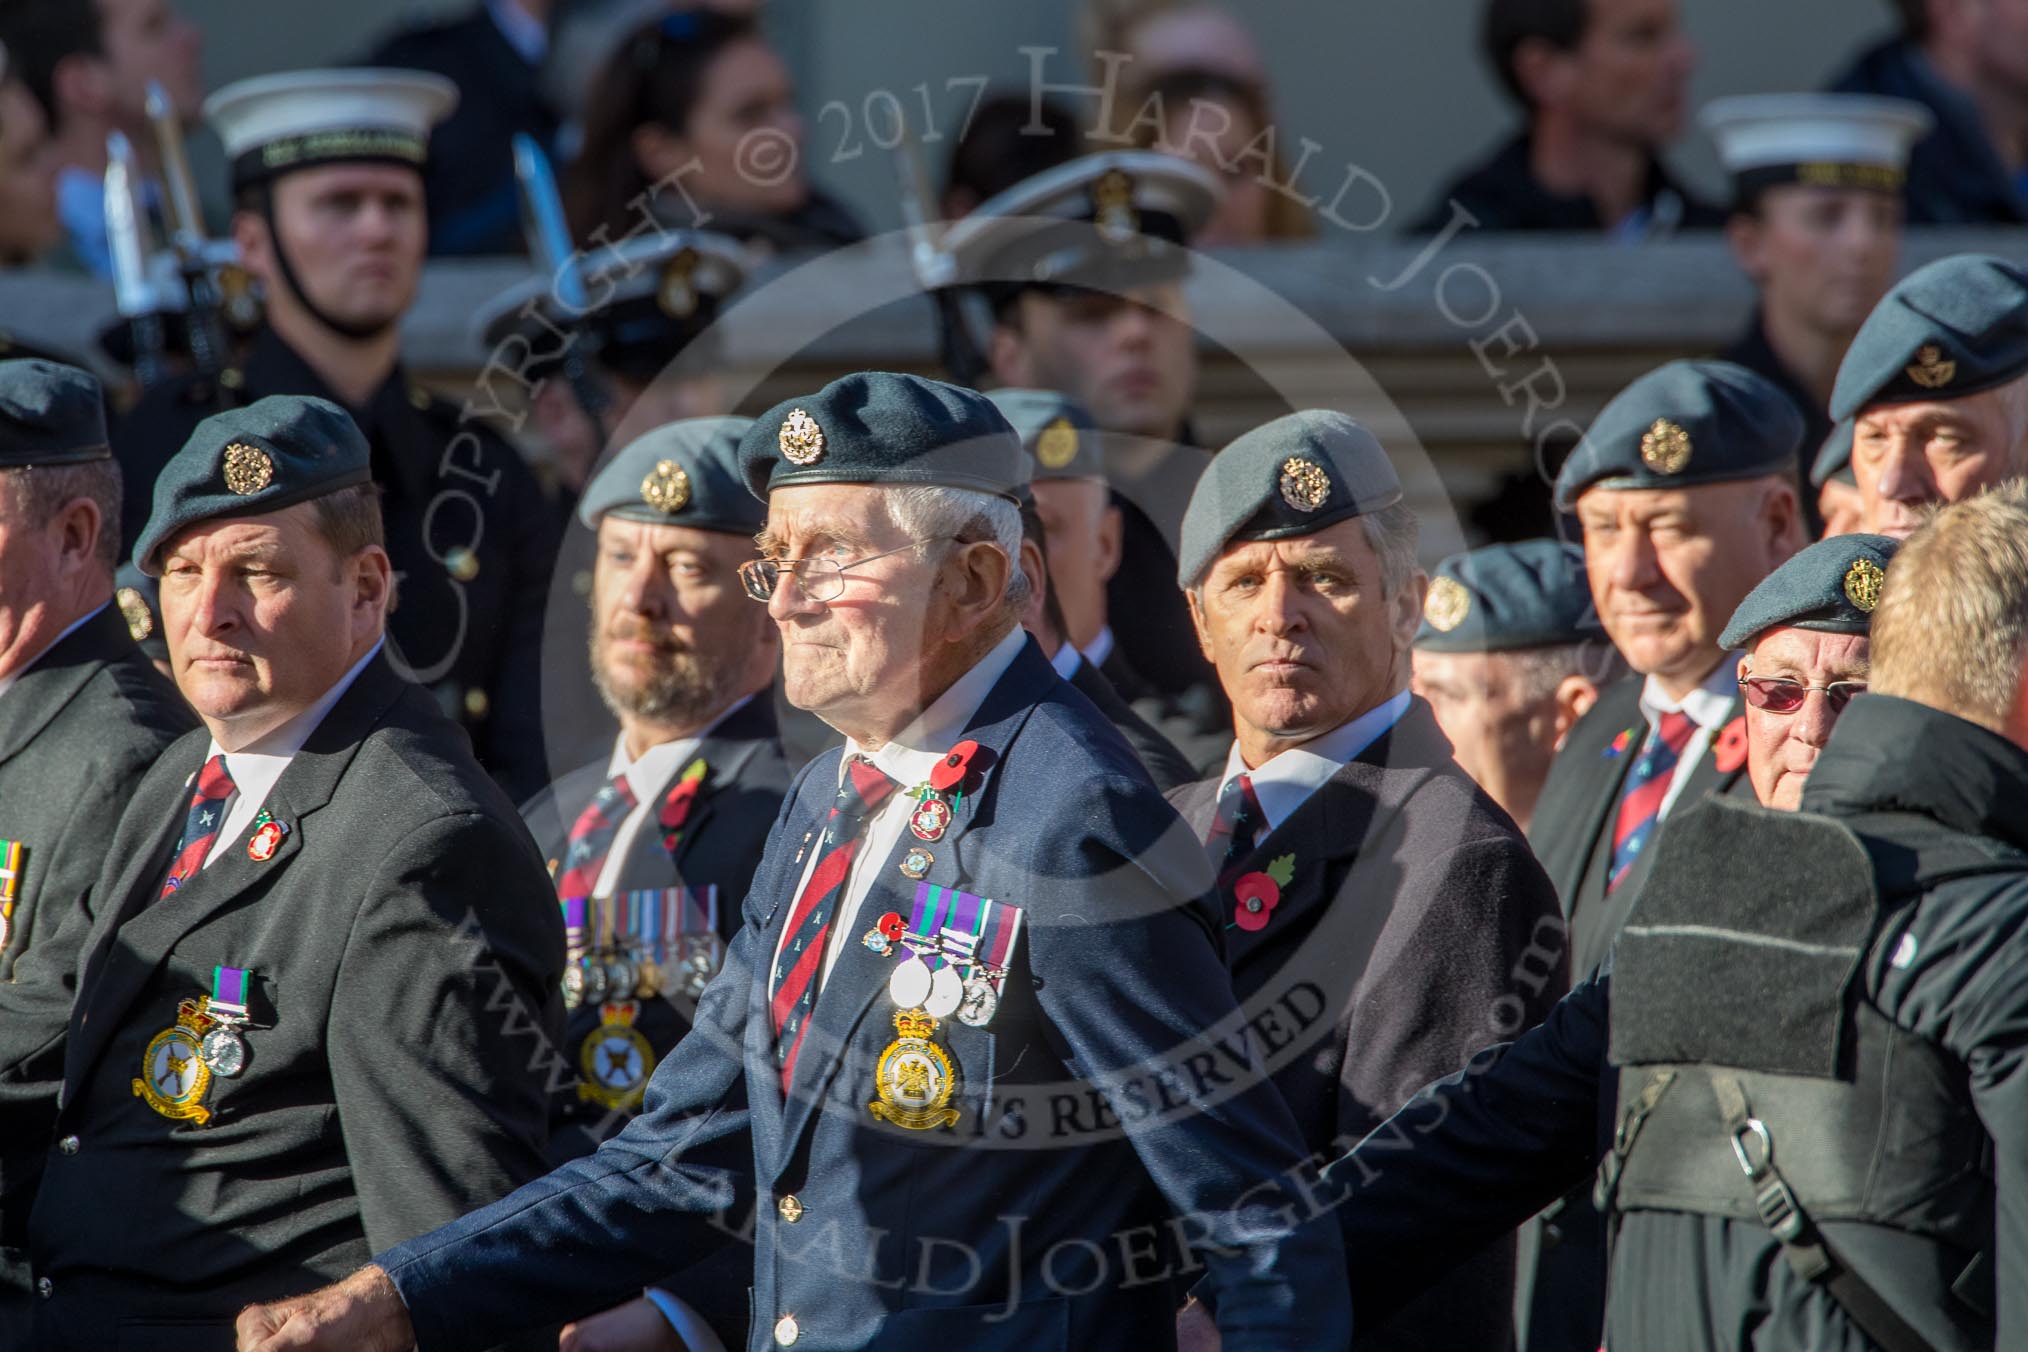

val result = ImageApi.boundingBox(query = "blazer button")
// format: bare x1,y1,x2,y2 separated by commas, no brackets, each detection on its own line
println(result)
773,1313,799,1346
57,1135,78,1155
36,1277,51,1298
776,1194,804,1224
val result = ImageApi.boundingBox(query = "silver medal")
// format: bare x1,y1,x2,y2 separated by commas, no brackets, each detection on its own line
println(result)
199,1025,247,1077
888,954,932,1009
957,975,998,1027
924,963,964,1019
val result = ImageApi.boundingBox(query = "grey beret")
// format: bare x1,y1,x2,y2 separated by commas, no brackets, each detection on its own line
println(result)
1718,533,1899,649
577,416,760,535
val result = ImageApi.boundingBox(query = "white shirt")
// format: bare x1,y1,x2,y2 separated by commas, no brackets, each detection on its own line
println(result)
589,695,752,897
0,603,107,702
196,642,383,868
769,627,1027,992
1213,688,1413,834
1079,624,1116,671
1049,642,1083,681
1637,659,1742,820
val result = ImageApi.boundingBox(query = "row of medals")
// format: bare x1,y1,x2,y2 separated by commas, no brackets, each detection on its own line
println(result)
196,997,250,1077
562,935,719,1008
863,924,1003,1028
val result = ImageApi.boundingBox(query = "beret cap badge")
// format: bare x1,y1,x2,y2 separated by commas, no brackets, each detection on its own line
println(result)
778,408,826,466
1843,557,1886,612
1278,456,1332,512
1639,418,1692,475
221,442,274,496
1905,343,1956,390
657,248,699,319
1093,168,1139,244
117,586,153,640
1423,576,1472,633
640,459,692,514
1036,416,1079,470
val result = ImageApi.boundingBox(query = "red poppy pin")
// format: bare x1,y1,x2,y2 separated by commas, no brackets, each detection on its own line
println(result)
1231,853,1297,932
247,815,287,862
658,758,710,854
1713,715,1749,775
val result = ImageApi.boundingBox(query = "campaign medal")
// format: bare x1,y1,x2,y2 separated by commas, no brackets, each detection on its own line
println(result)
924,963,964,1019
132,998,215,1125
561,962,588,1007
198,966,253,1076
889,953,933,1009
559,896,591,1008
247,810,288,862
908,796,952,843
957,975,998,1029
0,839,23,952
577,1001,654,1112
867,1008,960,1130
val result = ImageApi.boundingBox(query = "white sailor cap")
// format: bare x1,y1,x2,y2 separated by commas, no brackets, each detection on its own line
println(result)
939,151,1220,304
204,68,458,190
473,229,750,383
1700,93,1932,204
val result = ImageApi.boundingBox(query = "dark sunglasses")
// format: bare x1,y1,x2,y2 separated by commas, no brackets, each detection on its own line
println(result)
1740,675,1867,715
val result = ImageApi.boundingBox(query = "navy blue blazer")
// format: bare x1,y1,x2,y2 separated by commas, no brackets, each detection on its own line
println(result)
378,636,1348,1351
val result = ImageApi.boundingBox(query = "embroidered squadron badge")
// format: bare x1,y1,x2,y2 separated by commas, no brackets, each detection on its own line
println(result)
868,1007,961,1130
577,1000,655,1112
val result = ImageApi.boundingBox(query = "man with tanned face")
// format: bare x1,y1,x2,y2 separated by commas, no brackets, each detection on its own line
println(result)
1829,252,2028,540
235,372,1347,1352
109,69,561,801
3,395,560,1351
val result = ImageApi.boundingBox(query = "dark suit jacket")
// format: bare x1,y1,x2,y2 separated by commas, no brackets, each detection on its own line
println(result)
1169,698,1565,1352
379,636,1348,1352
13,653,562,1350
1067,656,1195,791
521,693,792,1159
0,605,193,1325
112,328,562,801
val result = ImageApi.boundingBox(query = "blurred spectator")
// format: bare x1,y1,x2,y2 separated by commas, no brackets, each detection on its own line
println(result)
1830,0,2028,224
1133,66,1313,243
1083,0,1268,88
0,62,64,269
941,94,1082,219
0,0,203,279
1414,0,1720,237
1703,94,1928,461
365,0,561,257
565,9,860,253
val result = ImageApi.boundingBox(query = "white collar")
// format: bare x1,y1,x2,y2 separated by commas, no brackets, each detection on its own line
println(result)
1049,641,1083,681
604,693,753,798
843,627,1026,793
0,602,107,702
204,640,382,803
1639,659,1740,732
1216,688,1413,833
1079,624,1116,670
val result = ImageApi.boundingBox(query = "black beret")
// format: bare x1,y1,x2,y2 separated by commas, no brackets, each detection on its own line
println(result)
114,561,167,661
737,372,1024,504
0,359,109,467
1555,359,1804,511
1718,532,1899,648
1831,254,2028,421
1810,420,1856,489
984,388,1105,483
133,395,373,574
1177,410,1405,587
577,416,761,535
1414,539,1602,653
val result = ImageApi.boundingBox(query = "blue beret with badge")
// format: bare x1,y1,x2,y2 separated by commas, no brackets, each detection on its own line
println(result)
1718,532,1899,648
1555,359,1804,512
1810,420,1856,489
577,416,760,534
133,394,373,574
984,388,1105,484
737,372,1025,505
1829,253,2028,421
1177,410,1405,588
1414,539,1602,653
0,359,110,467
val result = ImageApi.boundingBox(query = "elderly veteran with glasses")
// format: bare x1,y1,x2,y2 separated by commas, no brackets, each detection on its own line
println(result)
1719,533,1898,810
236,371,1347,1352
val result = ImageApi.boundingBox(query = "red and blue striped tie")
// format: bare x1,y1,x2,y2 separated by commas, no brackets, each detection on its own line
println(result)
770,755,896,1092
159,755,235,899
1207,772,1265,890
556,776,638,899
1607,712,1697,893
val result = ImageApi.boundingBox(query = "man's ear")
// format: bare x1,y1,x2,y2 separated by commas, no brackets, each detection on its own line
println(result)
231,209,273,283
1552,674,1600,750
1725,212,1768,285
1185,584,1215,664
1391,570,1428,656
1095,503,1124,583
987,322,1035,388
52,496,102,578
1510,36,1574,112
351,545,394,624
